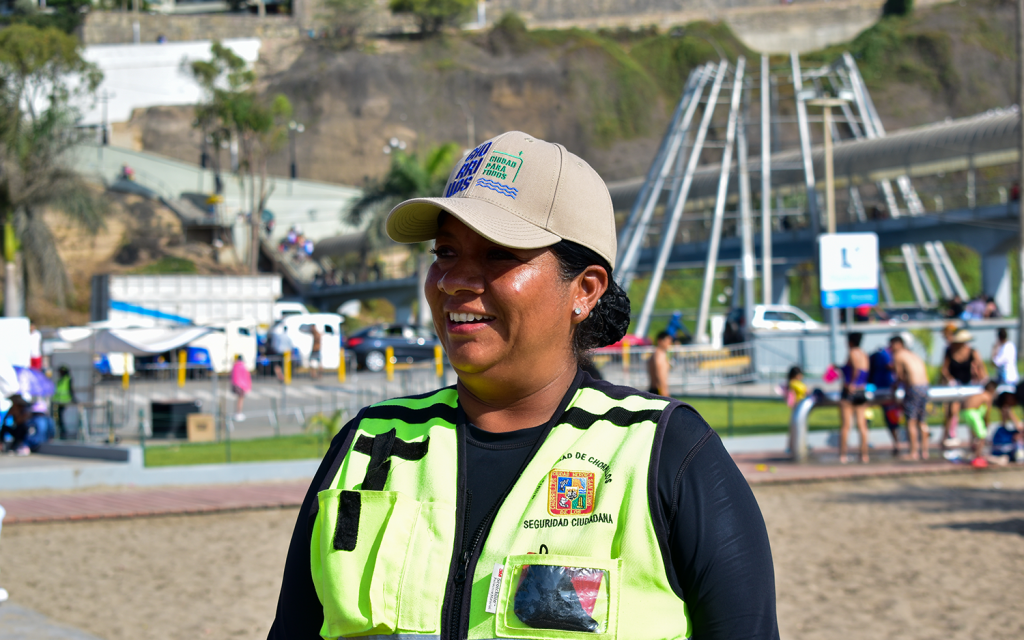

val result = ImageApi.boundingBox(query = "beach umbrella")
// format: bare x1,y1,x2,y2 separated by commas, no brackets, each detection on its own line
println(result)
13,366,55,398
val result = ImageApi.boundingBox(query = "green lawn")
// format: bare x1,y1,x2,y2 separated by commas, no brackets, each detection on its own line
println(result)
143,433,329,467
679,397,841,437
142,398,834,466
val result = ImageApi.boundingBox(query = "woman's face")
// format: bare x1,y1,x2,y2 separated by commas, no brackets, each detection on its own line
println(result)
426,217,577,379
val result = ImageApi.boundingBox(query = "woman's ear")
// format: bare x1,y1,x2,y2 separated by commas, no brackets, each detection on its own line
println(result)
572,266,609,323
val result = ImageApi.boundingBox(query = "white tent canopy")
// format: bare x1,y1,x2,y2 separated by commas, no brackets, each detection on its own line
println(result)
58,327,214,356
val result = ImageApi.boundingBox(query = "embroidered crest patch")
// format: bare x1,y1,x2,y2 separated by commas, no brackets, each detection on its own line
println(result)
548,469,595,516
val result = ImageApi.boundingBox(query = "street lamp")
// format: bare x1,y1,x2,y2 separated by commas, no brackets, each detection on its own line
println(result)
288,120,305,181
808,95,851,363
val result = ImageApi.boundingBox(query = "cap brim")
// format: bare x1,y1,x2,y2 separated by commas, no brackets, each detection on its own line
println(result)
387,196,561,250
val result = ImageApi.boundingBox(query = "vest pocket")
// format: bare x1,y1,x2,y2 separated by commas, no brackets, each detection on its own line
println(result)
494,554,621,640
315,489,453,638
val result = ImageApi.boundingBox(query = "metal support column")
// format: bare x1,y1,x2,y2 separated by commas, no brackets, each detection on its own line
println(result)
934,242,970,300
695,57,746,344
791,52,821,238
879,263,895,305
738,102,756,330
635,60,729,338
923,241,954,300
901,244,928,306
760,54,773,305
617,67,711,289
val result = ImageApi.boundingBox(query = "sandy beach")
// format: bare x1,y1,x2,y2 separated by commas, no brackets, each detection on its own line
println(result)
2,469,1023,639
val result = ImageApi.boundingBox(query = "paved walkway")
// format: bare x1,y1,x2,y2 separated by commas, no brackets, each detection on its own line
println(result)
2,452,1010,524
0,603,103,640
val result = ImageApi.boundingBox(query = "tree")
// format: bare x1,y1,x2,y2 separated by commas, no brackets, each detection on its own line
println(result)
389,0,476,36
320,0,374,48
0,24,105,317
1,0,94,35
346,142,458,278
190,42,293,274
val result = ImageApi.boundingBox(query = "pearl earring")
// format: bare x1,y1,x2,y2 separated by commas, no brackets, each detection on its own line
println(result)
573,307,583,316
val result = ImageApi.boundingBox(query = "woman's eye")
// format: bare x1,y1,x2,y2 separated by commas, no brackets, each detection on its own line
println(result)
431,247,455,258
487,249,517,260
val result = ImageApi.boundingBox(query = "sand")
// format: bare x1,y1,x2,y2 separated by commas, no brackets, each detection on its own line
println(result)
2,470,1023,639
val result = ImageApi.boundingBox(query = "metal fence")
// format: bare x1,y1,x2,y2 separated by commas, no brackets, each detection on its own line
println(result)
591,342,756,393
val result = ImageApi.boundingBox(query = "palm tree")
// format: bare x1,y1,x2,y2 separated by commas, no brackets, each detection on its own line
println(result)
0,24,105,316
346,142,460,278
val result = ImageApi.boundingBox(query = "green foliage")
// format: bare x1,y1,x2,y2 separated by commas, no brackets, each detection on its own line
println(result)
628,22,751,99
347,143,459,264
882,0,913,17
389,0,475,36
320,0,374,48
306,409,346,439
0,24,106,309
128,256,198,274
0,0,92,35
486,12,530,54
190,42,293,272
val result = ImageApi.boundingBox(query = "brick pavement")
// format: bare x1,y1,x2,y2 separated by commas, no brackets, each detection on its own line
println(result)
0,453,1004,525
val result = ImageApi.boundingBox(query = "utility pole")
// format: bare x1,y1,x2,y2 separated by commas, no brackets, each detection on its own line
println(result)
809,96,849,364
1018,0,1024,355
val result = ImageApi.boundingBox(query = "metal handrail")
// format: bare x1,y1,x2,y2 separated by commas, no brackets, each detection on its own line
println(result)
788,384,998,462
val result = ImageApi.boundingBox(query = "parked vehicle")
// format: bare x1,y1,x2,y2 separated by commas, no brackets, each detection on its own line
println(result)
273,300,309,322
187,319,259,373
724,305,821,344
346,323,440,372
268,313,344,369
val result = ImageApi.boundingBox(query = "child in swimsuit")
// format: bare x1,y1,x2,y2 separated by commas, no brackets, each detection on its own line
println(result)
962,380,998,465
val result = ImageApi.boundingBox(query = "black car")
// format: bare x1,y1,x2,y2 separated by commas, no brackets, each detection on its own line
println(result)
346,323,441,371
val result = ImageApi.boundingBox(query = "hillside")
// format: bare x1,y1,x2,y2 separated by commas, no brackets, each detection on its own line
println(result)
123,2,1018,189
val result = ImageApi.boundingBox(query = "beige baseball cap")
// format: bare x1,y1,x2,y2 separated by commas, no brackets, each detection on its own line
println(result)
386,131,617,266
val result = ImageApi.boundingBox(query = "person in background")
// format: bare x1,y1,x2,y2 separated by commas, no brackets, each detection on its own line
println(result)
890,335,931,461
984,296,1000,318
1,395,34,456
231,355,251,422
961,380,998,467
28,323,42,370
308,325,322,380
273,325,294,382
963,296,987,320
868,344,900,456
992,328,1018,386
52,365,76,439
839,332,870,464
783,365,806,408
647,330,673,396
941,329,987,447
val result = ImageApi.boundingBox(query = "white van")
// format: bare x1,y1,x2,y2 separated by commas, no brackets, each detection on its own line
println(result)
268,313,343,369
189,319,259,373
273,301,309,322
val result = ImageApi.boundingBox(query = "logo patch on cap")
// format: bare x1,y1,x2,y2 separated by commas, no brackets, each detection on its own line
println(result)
481,151,523,182
445,141,492,197
548,469,595,516
477,178,518,199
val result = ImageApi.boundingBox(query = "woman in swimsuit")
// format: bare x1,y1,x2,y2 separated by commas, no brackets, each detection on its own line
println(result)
941,329,987,446
839,332,871,463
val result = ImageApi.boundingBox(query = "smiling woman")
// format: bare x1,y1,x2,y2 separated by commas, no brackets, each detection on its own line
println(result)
269,132,779,640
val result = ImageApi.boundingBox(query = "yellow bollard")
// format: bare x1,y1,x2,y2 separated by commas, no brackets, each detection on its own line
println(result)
122,353,129,390
385,346,394,382
622,342,631,371
283,351,292,385
338,348,346,383
178,350,187,387
434,345,444,378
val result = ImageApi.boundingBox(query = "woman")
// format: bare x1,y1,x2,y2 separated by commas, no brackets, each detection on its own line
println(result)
230,355,251,422
269,132,778,640
838,332,870,464
941,329,987,446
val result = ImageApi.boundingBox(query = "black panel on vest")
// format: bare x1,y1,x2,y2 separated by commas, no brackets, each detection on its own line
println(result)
560,406,664,430
334,490,361,551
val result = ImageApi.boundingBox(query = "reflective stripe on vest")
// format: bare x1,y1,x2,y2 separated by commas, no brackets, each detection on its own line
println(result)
311,384,690,640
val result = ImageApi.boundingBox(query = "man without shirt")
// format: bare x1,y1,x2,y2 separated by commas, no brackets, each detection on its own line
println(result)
648,331,673,396
890,335,930,460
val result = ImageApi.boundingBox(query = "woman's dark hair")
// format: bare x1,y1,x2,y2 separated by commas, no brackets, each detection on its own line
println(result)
998,328,1008,341
549,240,631,364
787,365,802,381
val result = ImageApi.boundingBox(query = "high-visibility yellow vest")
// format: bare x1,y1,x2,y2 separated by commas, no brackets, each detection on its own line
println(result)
312,383,690,640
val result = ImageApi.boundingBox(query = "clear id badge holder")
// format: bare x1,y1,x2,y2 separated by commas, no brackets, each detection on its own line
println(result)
494,554,620,639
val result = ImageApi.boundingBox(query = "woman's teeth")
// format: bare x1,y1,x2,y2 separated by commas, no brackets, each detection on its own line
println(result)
449,312,494,323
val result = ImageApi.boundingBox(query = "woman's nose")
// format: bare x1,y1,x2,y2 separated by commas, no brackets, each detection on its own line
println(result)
434,260,484,295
